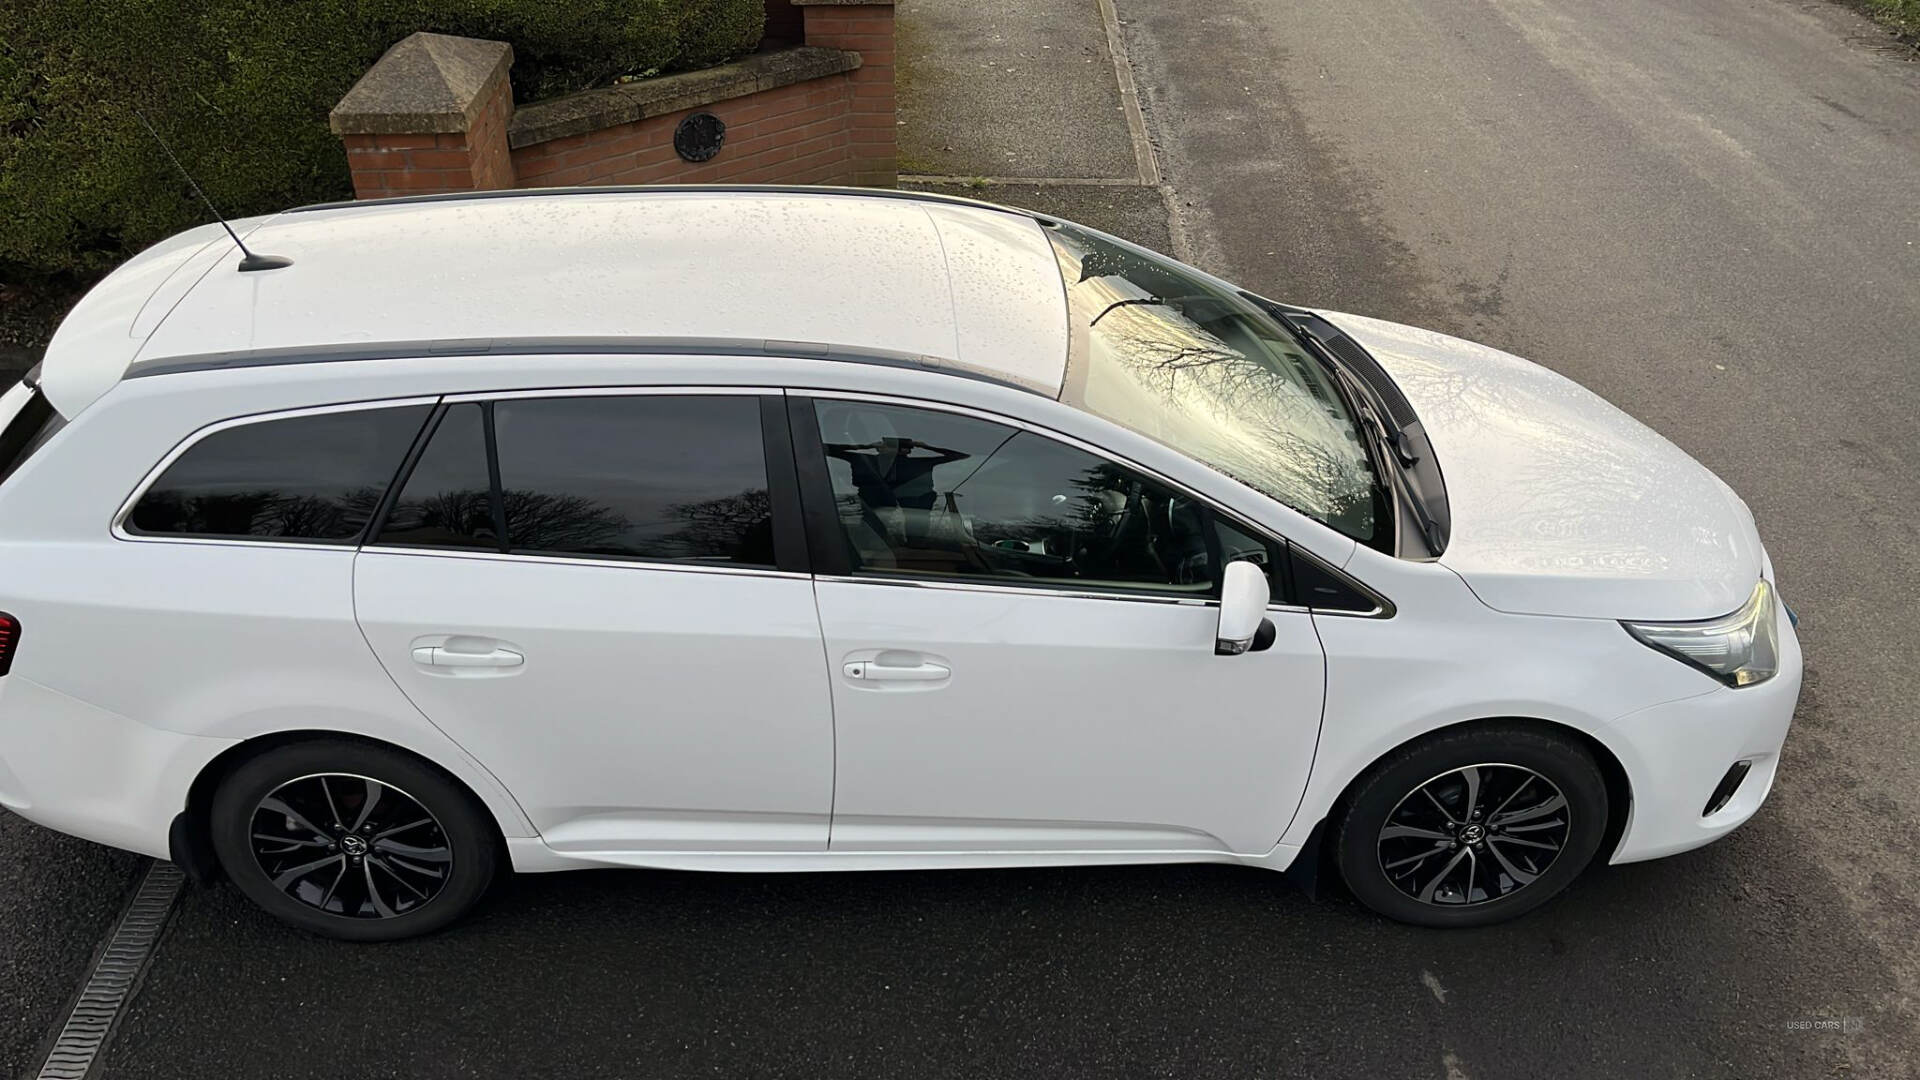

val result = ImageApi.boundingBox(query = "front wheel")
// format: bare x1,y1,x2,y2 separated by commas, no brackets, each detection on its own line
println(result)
210,740,498,941
1333,724,1610,927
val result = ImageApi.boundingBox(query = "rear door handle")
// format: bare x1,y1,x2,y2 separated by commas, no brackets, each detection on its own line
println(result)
411,645,524,668
843,659,950,682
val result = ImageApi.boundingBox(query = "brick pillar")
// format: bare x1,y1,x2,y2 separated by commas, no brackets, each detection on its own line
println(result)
795,0,897,187
329,33,516,199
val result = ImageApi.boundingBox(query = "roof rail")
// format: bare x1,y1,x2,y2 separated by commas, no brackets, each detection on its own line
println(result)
125,335,1049,396
287,184,1040,220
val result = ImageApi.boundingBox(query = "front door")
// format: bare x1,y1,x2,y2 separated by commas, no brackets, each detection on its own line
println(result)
354,391,834,853
797,396,1326,855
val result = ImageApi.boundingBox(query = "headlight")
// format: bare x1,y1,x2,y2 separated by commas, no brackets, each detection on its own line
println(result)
1622,579,1780,687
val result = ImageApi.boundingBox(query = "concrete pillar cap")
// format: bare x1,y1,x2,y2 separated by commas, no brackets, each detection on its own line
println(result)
330,32,514,136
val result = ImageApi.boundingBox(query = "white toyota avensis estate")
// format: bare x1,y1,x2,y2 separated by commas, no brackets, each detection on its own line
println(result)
0,187,1798,939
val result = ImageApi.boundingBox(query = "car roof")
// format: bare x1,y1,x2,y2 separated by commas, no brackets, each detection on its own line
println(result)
36,187,1072,417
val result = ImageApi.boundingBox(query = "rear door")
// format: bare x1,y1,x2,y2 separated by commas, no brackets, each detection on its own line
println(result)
353,389,835,854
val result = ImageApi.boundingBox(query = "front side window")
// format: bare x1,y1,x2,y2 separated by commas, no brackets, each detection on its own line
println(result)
1045,221,1387,549
814,399,1268,597
127,405,430,543
376,395,775,567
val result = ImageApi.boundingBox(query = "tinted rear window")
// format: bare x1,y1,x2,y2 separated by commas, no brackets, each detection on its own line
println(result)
372,395,776,566
127,406,430,542
493,395,774,565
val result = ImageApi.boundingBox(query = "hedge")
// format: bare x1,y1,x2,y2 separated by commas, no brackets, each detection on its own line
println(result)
0,0,764,279
1867,0,1920,31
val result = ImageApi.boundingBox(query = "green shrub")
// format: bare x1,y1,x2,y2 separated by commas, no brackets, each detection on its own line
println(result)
0,0,764,279
1866,0,1920,31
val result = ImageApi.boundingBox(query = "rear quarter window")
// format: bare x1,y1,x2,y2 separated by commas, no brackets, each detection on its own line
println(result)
126,405,431,543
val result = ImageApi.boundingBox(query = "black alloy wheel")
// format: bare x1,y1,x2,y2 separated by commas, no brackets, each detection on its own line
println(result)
211,740,496,940
248,773,453,919
1376,764,1570,906
1334,723,1609,928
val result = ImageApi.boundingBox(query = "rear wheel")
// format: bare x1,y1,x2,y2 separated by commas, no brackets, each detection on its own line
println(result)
1333,723,1609,927
210,740,497,941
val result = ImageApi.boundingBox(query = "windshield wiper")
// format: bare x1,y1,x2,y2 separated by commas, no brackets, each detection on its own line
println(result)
1327,361,1419,466
1363,404,1445,556
1253,302,1421,465
1308,338,1443,555
1089,294,1217,327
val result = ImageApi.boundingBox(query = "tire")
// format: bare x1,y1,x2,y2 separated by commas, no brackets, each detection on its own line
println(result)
210,740,498,941
1333,723,1609,928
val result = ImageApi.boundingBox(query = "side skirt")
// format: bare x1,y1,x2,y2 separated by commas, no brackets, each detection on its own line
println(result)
504,836,1306,876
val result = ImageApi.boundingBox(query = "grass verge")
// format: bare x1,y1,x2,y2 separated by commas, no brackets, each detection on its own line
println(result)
1858,0,1919,45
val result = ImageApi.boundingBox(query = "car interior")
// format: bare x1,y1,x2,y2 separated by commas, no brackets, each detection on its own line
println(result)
816,402,1228,595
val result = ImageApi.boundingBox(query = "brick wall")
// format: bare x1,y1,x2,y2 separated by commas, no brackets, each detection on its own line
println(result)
512,75,854,188
332,4,895,199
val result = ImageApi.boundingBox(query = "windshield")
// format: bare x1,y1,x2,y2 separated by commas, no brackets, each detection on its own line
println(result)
1044,221,1386,547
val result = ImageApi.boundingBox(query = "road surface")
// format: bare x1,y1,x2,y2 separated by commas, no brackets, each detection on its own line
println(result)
1121,0,1920,1074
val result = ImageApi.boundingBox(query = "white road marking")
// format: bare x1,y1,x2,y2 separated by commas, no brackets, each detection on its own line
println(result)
1421,968,1449,1004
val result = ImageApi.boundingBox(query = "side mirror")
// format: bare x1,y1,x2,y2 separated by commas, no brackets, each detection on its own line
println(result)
1216,561,1271,655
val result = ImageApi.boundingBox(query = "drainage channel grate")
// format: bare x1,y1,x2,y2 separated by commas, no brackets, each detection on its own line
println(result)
37,861,183,1080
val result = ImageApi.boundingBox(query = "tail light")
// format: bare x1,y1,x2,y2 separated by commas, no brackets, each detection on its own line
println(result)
0,612,17,677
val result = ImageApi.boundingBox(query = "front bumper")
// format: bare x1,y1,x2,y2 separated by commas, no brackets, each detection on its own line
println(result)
0,676,236,859
1606,602,1802,863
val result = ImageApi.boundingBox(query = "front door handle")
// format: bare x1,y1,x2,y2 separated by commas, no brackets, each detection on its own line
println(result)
411,644,524,668
844,658,950,682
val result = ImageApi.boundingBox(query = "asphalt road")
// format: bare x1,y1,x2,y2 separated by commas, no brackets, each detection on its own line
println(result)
8,1,1920,1077
1121,0,1920,1073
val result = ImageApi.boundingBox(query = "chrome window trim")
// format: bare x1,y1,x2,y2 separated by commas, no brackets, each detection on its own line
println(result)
802,389,1392,615
110,396,441,545
821,573,1212,607
816,573,1314,612
106,535,365,554
1310,602,1389,619
358,545,807,581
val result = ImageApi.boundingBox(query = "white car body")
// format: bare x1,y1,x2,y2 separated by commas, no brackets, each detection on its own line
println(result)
0,188,1798,896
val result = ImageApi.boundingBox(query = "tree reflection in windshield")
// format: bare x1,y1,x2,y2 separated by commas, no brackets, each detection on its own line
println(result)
1047,221,1383,546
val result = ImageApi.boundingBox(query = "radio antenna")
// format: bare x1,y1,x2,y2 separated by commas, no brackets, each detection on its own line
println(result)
131,110,292,272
